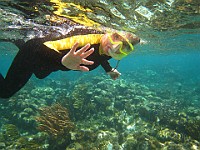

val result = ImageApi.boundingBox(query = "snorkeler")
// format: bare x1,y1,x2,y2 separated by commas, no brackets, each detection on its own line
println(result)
0,27,140,98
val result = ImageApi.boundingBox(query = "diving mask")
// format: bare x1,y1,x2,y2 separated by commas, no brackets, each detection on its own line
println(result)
108,33,134,60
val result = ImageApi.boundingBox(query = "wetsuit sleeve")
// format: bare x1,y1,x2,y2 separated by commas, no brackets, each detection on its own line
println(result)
100,60,112,72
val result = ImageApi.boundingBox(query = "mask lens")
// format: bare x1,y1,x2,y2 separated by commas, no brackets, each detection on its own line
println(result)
120,39,134,55
108,34,122,46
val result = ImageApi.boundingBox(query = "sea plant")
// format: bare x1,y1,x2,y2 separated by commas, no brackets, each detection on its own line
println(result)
35,103,74,138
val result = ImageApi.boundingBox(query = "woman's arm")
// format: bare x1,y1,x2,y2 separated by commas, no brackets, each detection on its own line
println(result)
100,60,121,80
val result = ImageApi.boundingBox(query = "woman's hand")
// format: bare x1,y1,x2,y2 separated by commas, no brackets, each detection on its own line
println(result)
61,43,94,71
107,68,121,80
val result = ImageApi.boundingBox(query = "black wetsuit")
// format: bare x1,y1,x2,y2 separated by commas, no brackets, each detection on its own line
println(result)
0,27,112,98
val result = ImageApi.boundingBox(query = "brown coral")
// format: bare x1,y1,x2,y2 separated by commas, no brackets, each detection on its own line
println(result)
35,103,74,138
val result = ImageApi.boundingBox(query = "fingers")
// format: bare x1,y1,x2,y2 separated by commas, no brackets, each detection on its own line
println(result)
73,59,93,72
82,59,94,65
70,42,79,54
81,48,94,58
70,43,94,58
75,43,91,55
66,42,94,72
78,66,90,72
108,69,121,80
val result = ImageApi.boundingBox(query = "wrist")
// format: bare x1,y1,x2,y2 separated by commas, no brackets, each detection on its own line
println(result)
107,69,114,74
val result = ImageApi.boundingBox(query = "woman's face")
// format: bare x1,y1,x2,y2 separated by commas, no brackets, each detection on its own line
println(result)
101,32,140,60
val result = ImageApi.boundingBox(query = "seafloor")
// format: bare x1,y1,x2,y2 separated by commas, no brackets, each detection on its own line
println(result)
0,67,199,150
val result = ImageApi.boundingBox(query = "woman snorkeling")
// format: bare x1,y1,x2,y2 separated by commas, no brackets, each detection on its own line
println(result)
0,26,140,98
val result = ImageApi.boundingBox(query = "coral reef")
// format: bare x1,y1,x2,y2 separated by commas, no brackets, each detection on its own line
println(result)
0,68,200,149
1,124,20,144
35,103,75,149
0,124,48,149
36,103,74,138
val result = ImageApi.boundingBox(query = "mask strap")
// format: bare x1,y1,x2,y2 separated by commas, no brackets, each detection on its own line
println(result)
113,60,120,70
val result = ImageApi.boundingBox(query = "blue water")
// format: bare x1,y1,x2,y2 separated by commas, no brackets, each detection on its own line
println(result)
1,33,200,88
0,2,200,149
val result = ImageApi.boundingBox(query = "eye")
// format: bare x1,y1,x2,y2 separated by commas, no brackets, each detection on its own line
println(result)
114,34,120,40
112,33,121,41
